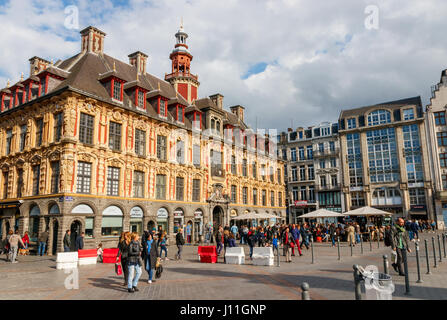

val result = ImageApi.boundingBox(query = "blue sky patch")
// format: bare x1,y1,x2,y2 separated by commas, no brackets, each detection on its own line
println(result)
242,62,269,79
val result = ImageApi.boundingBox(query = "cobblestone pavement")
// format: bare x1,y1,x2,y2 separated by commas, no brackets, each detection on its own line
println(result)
1,231,446,300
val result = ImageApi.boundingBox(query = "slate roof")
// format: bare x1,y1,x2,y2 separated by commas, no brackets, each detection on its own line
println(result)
339,96,422,119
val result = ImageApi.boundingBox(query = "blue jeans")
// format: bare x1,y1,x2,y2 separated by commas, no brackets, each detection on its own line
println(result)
38,242,46,255
409,231,414,240
160,246,168,258
249,246,254,258
64,246,70,252
355,234,361,243
146,258,154,281
331,236,336,246
127,263,142,289
216,242,223,255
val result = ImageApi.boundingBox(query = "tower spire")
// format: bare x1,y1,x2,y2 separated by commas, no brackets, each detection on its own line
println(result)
165,22,200,104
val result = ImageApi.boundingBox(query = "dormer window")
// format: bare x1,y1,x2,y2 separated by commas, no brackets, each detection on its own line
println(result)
347,118,357,129
39,75,47,97
158,98,167,117
137,90,146,109
403,108,415,121
176,105,185,123
193,112,202,130
113,80,122,101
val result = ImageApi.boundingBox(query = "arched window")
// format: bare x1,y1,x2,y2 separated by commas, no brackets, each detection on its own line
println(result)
101,206,123,237
368,110,391,126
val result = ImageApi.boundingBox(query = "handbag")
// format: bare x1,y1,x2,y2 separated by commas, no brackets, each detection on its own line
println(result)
115,263,123,276
156,257,161,268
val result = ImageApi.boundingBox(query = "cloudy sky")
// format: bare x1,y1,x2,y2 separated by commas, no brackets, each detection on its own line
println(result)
0,0,446,132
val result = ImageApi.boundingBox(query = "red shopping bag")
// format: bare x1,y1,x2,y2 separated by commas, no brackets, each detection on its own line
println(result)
115,263,122,276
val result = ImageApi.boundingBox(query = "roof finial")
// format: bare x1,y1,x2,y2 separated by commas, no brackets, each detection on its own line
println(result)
7,79,10,88
158,82,160,90
113,61,116,72
20,72,24,81
181,17,183,29
176,91,178,99
136,73,139,81
51,59,54,66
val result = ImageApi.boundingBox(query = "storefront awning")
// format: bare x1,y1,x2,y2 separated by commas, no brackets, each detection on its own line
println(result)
0,200,23,209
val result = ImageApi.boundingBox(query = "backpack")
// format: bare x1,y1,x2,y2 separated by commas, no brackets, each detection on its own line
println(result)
384,230,392,247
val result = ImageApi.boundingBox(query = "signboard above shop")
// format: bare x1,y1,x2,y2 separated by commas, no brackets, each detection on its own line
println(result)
157,208,168,218
130,206,144,218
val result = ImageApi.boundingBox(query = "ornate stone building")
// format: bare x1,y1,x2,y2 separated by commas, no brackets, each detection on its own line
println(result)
338,97,434,221
425,69,447,229
278,122,344,223
0,25,286,254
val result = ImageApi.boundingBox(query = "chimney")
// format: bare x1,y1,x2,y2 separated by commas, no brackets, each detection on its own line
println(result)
128,51,148,74
80,26,106,54
230,105,245,122
209,93,224,109
29,56,50,76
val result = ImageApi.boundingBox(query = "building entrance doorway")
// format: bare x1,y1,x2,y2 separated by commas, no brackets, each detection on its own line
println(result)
70,221,81,251
212,206,224,229
52,220,59,255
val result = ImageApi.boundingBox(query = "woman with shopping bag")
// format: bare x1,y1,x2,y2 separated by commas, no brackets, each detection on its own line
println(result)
116,232,131,286
144,232,160,284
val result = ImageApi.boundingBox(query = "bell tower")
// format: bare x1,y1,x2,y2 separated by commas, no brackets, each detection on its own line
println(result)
165,22,200,104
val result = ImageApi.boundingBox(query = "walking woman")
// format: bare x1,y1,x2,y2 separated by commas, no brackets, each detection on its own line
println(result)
127,232,143,293
282,227,294,263
159,232,169,260
116,232,131,286
144,233,160,284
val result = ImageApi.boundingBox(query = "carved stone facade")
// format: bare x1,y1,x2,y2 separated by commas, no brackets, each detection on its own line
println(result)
0,26,286,254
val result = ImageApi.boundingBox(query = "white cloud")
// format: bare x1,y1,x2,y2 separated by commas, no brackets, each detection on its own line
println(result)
1,0,447,132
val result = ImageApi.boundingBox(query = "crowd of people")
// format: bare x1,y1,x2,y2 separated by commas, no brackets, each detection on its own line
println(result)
115,228,176,293
207,218,439,264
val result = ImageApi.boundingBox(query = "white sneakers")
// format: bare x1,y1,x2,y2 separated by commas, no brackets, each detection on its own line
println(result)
148,280,152,284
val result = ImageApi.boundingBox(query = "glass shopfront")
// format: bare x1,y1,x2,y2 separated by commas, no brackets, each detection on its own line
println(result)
194,209,203,242
130,206,144,234
157,208,169,233
101,206,123,237
29,205,41,242
173,208,184,235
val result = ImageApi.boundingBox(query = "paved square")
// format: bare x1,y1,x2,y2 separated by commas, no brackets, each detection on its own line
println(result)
1,232,447,300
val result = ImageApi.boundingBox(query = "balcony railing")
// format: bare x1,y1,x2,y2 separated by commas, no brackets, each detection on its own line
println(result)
165,71,198,81
316,184,342,191
211,166,225,178
313,148,339,157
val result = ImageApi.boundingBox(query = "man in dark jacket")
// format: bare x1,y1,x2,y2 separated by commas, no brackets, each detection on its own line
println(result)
391,218,411,276
175,229,185,260
75,232,84,251
38,229,49,256
63,230,71,252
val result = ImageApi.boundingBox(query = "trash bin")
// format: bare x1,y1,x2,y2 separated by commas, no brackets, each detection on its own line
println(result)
363,271,394,300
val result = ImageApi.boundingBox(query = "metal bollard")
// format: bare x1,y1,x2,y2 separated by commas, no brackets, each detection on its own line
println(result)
337,237,341,261
432,237,437,268
353,264,362,300
438,235,442,263
369,231,372,251
443,233,446,259
311,236,314,264
276,246,280,267
301,282,311,300
424,239,431,275
383,254,389,275
403,249,411,296
350,242,353,257
360,234,363,254
415,242,423,283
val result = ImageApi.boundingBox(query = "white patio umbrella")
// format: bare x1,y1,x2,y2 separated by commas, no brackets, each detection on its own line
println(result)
343,206,392,217
299,208,344,219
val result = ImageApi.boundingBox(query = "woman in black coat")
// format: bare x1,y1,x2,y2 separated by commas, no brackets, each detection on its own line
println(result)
144,232,159,284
